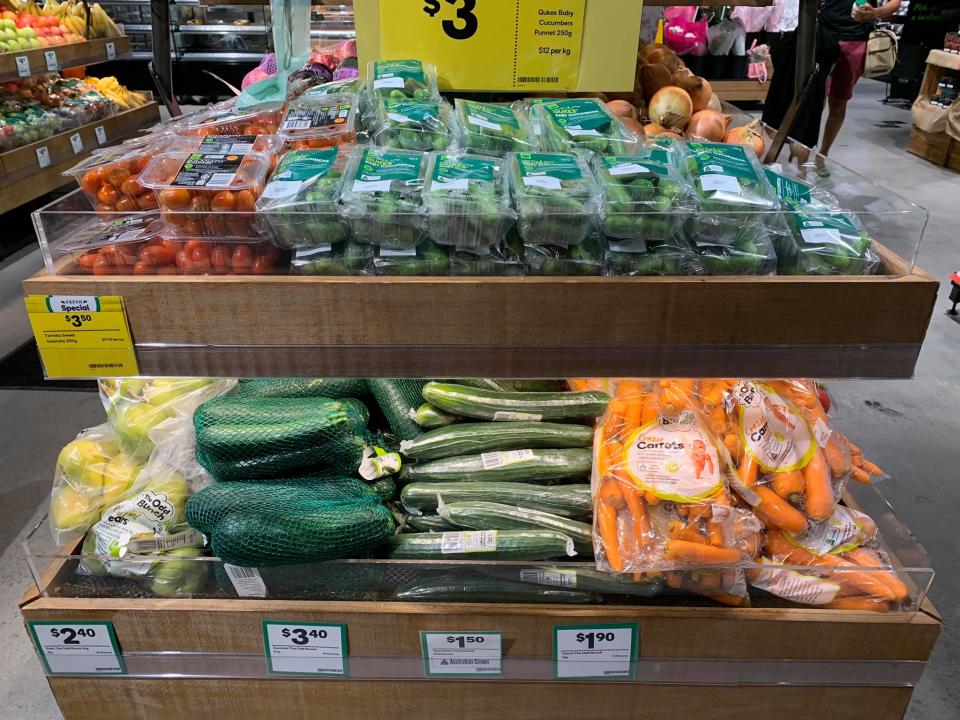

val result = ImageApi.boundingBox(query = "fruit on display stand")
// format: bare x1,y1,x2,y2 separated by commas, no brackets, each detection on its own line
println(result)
85,76,149,111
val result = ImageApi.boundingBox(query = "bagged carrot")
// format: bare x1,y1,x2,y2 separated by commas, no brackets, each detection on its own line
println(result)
592,379,761,605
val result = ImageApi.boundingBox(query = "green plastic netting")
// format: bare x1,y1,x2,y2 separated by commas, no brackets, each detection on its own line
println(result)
228,378,369,400
186,474,396,566
194,396,373,481
366,379,428,442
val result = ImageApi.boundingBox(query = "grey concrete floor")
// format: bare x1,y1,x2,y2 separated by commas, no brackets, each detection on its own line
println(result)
0,80,957,718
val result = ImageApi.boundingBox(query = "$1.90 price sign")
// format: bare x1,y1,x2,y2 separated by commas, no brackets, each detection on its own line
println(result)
421,632,502,676
262,622,348,675
379,0,586,91
553,624,638,679
24,295,139,378
27,621,125,675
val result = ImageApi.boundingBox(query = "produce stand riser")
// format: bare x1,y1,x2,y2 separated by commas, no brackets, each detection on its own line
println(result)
0,37,132,83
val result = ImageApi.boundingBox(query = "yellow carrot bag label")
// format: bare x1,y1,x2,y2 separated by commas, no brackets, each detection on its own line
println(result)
623,410,723,503
786,506,872,556
734,381,816,473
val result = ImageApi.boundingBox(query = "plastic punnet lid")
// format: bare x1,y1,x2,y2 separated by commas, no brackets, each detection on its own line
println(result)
685,141,779,213
455,99,536,156
278,93,358,145
764,167,841,211
534,98,642,156
342,146,426,198
60,214,163,254
509,151,597,200
257,147,349,210
139,151,272,193
366,58,438,99
371,97,457,152
177,101,284,137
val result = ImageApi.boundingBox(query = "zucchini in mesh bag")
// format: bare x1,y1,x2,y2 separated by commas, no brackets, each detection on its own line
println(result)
228,378,369,400
366,378,428,442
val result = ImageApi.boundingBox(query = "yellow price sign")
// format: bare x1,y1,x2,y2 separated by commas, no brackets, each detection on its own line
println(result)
380,0,586,91
25,295,139,379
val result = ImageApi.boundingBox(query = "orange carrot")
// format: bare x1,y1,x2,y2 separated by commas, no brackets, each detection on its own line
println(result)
702,591,746,607
815,556,898,602
695,571,723,589
597,500,623,572
723,433,739,457
708,519,724,547
824,597,892,613
753,486,809,535
824,437,851,477
771,470,806,499
860,459,884,477
739,454,758,487
845,548,908,602
645,491,661,506
665,571,684,589
664,540,741,566
849,466,871,484
802,449,834,520
640,394,660,425
621,482,652,549
765,529,821,565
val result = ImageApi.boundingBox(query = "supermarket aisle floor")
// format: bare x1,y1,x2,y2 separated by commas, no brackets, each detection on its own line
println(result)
0,81,957,719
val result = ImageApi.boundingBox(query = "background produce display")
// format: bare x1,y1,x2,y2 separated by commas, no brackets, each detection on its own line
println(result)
44,374,915,611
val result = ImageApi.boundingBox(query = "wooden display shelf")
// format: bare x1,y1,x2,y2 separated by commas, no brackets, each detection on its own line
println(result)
23,244,938,379
0,36,131,83
0,101,159,214
714,79,771,103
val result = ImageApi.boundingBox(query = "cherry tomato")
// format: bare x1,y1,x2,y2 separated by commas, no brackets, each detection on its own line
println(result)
77,253,99,271
104,166,131,188
115,197,137,212
161,237,183,253
112,263,135,275
139,245,177,266
155,265,180,275
231,244,254,272
114,246,140,266
184,240,207,254
97,184,119,205
80,169,102,195
211,244,231,274
159,188,192,209
252,254,275,274
234,189,256,212
183,219,204,236
120,176,145,197
92,254,115,275
130,155,152,173
210,191,236,212
133,261,156,275
136,193,159,210
176,249,195,274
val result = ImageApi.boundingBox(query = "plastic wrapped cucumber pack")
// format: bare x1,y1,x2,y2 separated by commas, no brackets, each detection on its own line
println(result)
372,239,449,275
534,99,642,156
455,99,536,156
292,241,374,275
366,59,438,100
371,97,457,151
525,231,606,276
449,232,526,276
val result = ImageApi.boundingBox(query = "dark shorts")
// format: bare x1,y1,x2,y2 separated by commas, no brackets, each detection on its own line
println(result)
826,40,868,103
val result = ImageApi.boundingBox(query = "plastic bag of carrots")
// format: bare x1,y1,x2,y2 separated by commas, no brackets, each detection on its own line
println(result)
591,379,762,606
717,380,884,536
748,505,909,612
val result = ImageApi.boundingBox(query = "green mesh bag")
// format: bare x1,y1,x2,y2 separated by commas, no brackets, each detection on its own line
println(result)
369,477,398,502
228,378,369,400
194,396,372,481
186,475,396,566
366,379,428,442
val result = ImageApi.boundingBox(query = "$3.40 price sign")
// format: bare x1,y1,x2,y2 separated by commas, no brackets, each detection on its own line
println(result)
421,632,502,676
28,621,125,675
554,624,638,679
262,622,348,675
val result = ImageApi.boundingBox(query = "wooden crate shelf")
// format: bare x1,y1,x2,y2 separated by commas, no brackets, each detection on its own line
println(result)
0,37,132,82
714,79,771,103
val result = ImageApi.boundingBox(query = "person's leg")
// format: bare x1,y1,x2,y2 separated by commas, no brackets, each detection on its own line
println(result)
820,40,867,157
820,98,847,157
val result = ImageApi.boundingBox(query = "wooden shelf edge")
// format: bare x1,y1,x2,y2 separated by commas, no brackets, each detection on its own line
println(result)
0,36,132,82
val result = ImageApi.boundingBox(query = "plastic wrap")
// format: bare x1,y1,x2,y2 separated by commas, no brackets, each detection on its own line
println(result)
370,97,457,151
176,101,283,137
366,59,439,101
371,239,448,275
278,93,358,149
524,231,607,276
63,140,175,213
401,482,592,519
291,241,373,275
449,231,525,276
423,152,515,250
534,99,643,156
382,529,577,560
340,147,427,249
786,209,881,276
605,240,698,277
508,152,599,247
455,99,537,156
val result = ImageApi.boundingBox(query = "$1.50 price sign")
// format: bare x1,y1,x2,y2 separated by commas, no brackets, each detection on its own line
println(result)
262,622,348,675
379,0,586,91
24,295,139,378
421,631,502,676
553,624,638,679
27,621,125,675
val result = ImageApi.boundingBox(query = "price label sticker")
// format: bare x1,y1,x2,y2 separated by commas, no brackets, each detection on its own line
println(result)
24,295,139,378
69,132,83,154
44,50,58,72
421,632,502,676
262,622,348,675
15,55,30,77
553,624,638,679
95,125,107,145
105,41,116,60
28,621,125,675
36,146,50,168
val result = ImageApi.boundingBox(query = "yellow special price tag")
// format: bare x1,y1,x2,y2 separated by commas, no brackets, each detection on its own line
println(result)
380,0,586,92
25,295,139,379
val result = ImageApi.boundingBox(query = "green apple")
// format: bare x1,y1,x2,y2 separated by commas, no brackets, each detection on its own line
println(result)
16,37,30,49
16,27,36,39
27,38,38,48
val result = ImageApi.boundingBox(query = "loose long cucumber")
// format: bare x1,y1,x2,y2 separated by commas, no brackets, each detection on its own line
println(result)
422,382,610,421
399,422,593,461
398,448,592,484
410,403,458,429
401,482,592,519
440,501,594,554
478,565,665,597
395,573,598,603
403,514,458,532
382,528,575,559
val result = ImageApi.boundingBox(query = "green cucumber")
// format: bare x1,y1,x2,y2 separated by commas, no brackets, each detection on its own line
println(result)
395,574,598,603
398,448,592,484
422,382,610,421
410,403,459,429
401,482,592,518
382,528,575,560
399,421,593,461
505,380,567,392
403,514,458,532
369,477,398,502
440,500,594,555
478,565,665,597
454,379,515,392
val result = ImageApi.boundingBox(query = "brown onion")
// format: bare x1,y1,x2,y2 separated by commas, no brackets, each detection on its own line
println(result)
685,109,731,142
672,68,694,83
606,100,638,121
706,93,723,112
639,63,673,102
619,115,646,138
724,120,766,157
641,46,680,72
675,76,713,113
648,86,693,131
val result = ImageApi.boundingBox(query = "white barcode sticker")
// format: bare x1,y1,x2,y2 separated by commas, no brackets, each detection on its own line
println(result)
261,180,304,198
374,76,405,89
95,126,107,145
379,247,417,257
15,55,30,77
700,174,741,194
467,114,502,131
519,568,577,588
492,410,542,422
800,227,843,246
421,632,502,676
127,528,207,554
522,175,562,190
36,146,50,168
608,239,648,254
105,41,116,60
282,119,312,130
352,179,392,193
440,531,497,554
567,126,602,137
480,449,534,470
207,173,237,187
748,558,841,605
44,50,59,72
813,418,832,448
70,133,83,154
223,564,266,598
608,163,649,177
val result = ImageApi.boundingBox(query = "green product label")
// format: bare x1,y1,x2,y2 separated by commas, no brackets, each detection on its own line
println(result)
796,211,859,234
171,152,242,187
357,148,423,182
274,148,339,181
384,98,439,123
689,142,759,181
543,99,611,134
433,154,495,184
461,100,519,130
515,152,582,180
603,156,669,178
765,169,812,204
373,59,425,83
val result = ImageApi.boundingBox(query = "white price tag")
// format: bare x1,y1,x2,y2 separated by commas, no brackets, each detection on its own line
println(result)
521,175,562,190
36,146,50,169
69,133,83,154
223,563,266,598
15,55,30,77
608,162,649,177
95,126,107,145
421,632,502,676
554,624,637,679
44,50,58,72
467,114,502,131
105,41,116,60
699,174,741,194
28,622,125,675
262,622,347,675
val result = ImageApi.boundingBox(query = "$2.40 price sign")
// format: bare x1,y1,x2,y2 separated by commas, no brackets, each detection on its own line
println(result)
421,631,502,676
553,624,638,679
262,622,348,675
28,621,125,675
